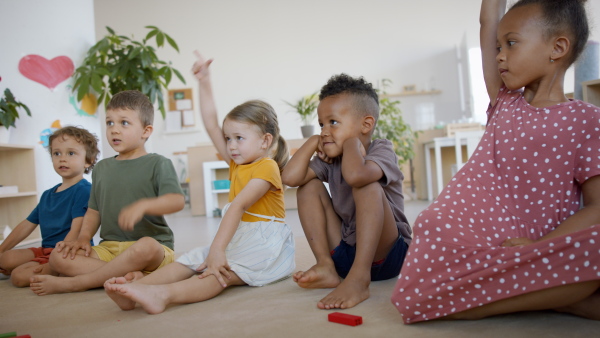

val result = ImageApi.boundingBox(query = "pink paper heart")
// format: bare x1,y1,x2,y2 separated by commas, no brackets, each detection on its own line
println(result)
18,55,74,90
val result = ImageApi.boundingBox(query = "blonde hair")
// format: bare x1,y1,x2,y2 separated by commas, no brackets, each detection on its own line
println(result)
225,100,289,172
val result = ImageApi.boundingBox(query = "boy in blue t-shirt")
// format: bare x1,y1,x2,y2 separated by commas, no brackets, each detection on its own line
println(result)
0,126,99,287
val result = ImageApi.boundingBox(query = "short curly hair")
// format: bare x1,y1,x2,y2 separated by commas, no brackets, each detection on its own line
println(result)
319,73,379,120
48,126,100,174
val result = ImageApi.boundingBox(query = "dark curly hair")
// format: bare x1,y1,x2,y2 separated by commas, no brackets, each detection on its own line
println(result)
48,126,100,174
319,73,379,120
510,0,589,66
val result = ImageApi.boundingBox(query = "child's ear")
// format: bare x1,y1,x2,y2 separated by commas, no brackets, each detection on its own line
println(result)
142,124,154,139
550,36,570,63
262,133,273,150
361,116,376,135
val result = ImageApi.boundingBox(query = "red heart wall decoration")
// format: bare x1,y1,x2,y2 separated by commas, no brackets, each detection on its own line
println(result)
18,55,74,90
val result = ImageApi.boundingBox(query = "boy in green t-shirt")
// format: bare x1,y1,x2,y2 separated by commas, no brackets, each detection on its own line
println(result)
30,91,185,295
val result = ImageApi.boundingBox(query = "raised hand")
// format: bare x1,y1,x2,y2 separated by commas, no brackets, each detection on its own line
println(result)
191,50,213,81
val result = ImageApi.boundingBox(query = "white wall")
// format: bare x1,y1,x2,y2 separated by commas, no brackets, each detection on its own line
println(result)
0,0,100,194
93,0,487,161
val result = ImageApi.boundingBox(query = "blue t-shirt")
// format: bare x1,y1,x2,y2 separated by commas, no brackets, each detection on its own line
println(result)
27,179,91,248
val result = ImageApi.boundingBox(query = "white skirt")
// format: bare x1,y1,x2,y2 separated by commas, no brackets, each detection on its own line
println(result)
176,206,295,286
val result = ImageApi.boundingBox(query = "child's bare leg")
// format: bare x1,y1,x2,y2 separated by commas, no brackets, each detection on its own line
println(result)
445,280,600,320
293,179,342,289
319,182,398,310
0,248,35,274
48,246,106,277
105,262,195,311
10,262,55,287
108,270,246,314
30,237,167,295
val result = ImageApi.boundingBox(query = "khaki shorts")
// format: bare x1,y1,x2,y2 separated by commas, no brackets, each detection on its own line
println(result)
92,241,174,272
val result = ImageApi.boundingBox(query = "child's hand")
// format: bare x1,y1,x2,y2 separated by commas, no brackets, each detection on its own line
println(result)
56,239,92,259
191,50,213,81
501,237,534,247
196,250,231,288
118,200,147,231
316,138,333,164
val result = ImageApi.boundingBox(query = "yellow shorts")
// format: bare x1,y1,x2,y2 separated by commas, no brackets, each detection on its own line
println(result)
92,241,174,272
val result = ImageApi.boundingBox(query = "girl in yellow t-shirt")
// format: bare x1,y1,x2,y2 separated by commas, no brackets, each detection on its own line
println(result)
103,51,295,314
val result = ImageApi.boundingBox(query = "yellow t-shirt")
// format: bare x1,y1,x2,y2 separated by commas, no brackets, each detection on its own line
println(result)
228,157,285,222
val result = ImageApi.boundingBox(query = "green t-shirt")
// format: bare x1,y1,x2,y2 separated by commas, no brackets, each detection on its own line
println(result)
89,154,183,249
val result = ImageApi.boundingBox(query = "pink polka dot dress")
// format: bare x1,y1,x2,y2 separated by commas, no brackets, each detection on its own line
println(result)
391,86,600,323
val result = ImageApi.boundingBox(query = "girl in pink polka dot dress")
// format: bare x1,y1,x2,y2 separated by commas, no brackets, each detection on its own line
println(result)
392,0,600,323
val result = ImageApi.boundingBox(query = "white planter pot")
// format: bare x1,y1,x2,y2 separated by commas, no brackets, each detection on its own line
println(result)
301,125,314,138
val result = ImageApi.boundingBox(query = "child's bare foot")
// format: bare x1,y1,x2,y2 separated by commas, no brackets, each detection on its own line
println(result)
555,290,600,320
104,277,137,311
123,271,146,282
30,275,76,295
108,283,170,314
293,263,340,289
317,277,370,310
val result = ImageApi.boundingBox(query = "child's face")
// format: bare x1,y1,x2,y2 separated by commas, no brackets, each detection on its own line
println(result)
50,135,90,181
223,118,269,165
496,4,553,90
317,94,365,159
106,108,152,159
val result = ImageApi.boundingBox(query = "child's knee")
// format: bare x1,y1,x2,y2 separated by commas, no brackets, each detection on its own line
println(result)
129,237,164,259
352,181,384,200
297,179,329,201
10,266,35,287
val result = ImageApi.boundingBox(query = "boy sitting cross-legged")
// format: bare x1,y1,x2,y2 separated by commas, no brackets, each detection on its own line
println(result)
30,90,185,295
0,126,99,287
281,74,412,309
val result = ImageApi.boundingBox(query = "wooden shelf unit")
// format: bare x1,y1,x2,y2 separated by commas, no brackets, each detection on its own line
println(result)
582,79,600,106
0,143,40,243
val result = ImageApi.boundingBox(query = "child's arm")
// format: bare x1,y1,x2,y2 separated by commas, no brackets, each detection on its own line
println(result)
61,216,84,242
56,208,100,259
192,51,231,164
118,193,185,231
341,137,383,188
480,0,507,103
503,175,600,246
196,178,273,287
0,219,37,264
281,135,321,187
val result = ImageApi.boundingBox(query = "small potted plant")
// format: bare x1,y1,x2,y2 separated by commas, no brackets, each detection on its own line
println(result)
285,92,319,138
71,26,185,118
0,87,32,143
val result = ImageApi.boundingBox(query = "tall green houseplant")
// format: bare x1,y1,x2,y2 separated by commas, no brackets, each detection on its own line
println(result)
372,79,416,165
72,26,185,118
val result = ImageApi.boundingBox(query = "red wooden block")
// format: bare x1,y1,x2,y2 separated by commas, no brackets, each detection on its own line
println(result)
328,312,363,326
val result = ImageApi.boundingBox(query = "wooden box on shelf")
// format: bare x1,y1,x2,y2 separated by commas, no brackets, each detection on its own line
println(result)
0,144,40,244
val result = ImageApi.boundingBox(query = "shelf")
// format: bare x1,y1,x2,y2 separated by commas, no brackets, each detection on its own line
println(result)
0,191,37,199
382,90,442,98
212,189,230,194
582,79,600,106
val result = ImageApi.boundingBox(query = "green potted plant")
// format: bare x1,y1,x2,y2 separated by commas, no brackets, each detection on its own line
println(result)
0,88,32,143
373,79,417,166
71,26,185,118
285,92,319,138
